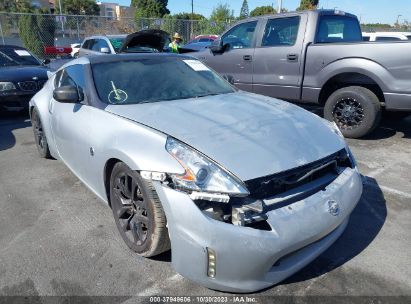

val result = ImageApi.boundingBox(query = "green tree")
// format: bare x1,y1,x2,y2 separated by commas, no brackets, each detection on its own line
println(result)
239,0,249,19
173,12,205,20
210,3,234,22
132,0,170,18
62,0,100,15
250,5,277,17
297,0,319,11
1,0,33,12
18,15,44,58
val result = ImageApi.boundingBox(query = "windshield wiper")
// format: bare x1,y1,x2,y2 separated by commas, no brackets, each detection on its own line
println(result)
194,93,220,98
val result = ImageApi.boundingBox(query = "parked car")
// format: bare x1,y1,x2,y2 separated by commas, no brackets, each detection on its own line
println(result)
183,41,213,51
188,35,219,44
192,10,411,138
78,35,126,57
120,30,171,53
362,32,411,41
70,43,81,58
29,53,362,292
0,45,49,111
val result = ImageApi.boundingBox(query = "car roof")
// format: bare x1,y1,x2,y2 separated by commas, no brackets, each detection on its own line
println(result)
83,35,127,40
0,45,26,50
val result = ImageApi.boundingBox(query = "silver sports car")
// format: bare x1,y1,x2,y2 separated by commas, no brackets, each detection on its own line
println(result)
29,54,363,292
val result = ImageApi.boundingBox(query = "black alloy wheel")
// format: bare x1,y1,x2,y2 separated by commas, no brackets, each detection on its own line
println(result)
110,162,170,257
31,108,51,158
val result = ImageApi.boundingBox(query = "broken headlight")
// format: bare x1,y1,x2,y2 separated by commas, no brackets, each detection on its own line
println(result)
165,137,249,196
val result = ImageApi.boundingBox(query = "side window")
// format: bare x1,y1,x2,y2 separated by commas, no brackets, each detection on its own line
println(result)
316,15,362,43
362,36,370,41
262,17,300,47
221,21,257,50
92,39,110,52
82,39,92,50
56,65,86,100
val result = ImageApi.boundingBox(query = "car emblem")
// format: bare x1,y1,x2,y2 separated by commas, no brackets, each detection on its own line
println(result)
32,76,38,80
328,200,340,216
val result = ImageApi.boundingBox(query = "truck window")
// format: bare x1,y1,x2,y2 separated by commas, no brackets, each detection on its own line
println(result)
261,17,300,47
375,36,402,41
221,21,257,50
362,36,370,41
316,15,362,43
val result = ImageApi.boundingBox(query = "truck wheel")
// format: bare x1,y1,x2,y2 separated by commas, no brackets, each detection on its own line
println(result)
324,86,381,138
110,162,170,257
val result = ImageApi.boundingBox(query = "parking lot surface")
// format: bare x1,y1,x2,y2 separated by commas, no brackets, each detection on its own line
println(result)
0,111,410,300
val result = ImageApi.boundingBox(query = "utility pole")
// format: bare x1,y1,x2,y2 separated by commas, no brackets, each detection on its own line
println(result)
58,0,65,38
396,14,402,27
191,0,194,16
278,0,283,13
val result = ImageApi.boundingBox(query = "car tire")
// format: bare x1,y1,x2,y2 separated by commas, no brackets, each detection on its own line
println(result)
31,108,51,158
110,162,170,257
324,86,381,138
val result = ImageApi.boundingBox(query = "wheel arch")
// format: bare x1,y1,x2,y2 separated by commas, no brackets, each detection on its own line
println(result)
319,72,385,106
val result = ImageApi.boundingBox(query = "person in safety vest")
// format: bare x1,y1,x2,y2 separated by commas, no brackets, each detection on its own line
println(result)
169,33,183,53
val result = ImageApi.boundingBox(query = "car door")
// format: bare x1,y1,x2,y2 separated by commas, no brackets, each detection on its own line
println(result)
200,21,258,91
252,15,307,100
79,39,93,57
50,64,95,185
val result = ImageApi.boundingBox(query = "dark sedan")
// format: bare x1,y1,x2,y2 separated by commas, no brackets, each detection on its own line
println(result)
0,45,49,111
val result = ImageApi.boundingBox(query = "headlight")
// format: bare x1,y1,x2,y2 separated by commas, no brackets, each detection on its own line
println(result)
0,82,16,91
165,137,249,196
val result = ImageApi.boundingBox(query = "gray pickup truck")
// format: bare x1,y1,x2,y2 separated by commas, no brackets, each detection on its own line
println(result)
193,10,411,138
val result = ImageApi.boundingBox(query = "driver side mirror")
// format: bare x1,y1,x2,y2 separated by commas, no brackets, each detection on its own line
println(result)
223,74,235,85
210,39,228,53
42,58,50,65
53,85,83,103
100,47,110,54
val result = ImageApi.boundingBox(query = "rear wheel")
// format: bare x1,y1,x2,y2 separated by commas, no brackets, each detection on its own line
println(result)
324,86,381,138
110,162,170,257
31,108,51,158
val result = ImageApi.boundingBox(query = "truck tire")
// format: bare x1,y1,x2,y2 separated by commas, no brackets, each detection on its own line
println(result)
324,86,381,138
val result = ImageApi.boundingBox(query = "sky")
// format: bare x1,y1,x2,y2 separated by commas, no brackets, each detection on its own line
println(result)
114,0,411,25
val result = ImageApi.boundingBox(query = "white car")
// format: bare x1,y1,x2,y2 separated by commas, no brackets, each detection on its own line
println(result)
70,43,81,58
78,35,126,57
362,32,411,42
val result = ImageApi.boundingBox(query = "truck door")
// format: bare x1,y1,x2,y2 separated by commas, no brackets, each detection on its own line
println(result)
200,21,258,92
252,15,307,100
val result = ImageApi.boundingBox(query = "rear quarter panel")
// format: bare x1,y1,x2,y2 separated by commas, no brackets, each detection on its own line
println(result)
303,42,411,94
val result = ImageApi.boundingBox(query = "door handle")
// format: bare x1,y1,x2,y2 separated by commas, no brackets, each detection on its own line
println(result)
243,55,252,61
287,54,298,62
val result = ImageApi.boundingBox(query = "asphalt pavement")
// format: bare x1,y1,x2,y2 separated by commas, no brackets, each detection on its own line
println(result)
0,111,410,302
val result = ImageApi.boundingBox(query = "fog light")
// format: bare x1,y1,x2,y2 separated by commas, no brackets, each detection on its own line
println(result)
207,248,216,278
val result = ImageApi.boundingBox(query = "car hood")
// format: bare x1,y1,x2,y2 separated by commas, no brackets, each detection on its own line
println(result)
120,29,171,53
105,92,346,181
0,65,49,82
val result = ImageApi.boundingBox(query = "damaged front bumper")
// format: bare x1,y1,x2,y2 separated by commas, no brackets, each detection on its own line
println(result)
152,166,362,293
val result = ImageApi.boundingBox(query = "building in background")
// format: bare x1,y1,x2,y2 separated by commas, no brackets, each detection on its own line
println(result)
97,2,135,20
31,0,55,13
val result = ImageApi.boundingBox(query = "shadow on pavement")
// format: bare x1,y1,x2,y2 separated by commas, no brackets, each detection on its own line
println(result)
282,176,386,285
0,111,31,152
362,113,411,140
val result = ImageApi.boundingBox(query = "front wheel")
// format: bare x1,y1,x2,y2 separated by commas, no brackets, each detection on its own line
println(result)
324,86,381,138
31,108,51,158
110,162,170,257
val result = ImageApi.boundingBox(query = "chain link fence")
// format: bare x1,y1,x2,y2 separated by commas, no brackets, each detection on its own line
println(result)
0,12,233,58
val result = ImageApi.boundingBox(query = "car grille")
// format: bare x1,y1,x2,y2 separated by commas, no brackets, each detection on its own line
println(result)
244,149,354,201
18,81,37,92
18,80,46,92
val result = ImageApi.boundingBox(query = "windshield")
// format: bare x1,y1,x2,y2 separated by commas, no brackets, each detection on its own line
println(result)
91,57,235,105
109,38,125,52
0,48,40,67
